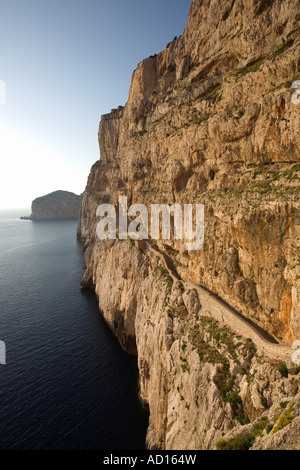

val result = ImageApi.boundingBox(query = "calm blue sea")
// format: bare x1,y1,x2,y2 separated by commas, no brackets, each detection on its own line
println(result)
0,210,148,450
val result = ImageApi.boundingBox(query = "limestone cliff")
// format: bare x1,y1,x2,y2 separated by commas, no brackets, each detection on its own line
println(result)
30,190,82,220
78,0,300,450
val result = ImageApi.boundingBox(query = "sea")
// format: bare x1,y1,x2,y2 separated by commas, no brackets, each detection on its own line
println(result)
0,209,148,450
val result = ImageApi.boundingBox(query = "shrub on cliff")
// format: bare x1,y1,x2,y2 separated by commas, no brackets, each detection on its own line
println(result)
216,433,255,450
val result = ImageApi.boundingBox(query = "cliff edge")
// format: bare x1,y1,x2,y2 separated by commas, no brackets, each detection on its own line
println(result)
78,0,300,450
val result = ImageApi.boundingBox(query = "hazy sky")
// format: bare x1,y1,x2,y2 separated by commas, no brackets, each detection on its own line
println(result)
0,0,190,209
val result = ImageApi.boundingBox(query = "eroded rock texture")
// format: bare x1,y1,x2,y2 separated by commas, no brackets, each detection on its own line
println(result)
78,0,300,450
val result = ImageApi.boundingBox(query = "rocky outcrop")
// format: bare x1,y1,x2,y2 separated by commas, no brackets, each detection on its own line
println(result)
79,238,300,450
78,0,300,450
30,190,82,220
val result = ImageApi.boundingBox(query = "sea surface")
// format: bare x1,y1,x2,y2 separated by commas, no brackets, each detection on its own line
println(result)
0,209,148,450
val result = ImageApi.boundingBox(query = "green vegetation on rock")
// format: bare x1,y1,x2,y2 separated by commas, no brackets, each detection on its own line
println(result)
216,433,255,450
272,404,294,433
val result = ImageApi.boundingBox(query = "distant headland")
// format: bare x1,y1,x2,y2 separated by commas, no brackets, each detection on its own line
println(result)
20,190,83,221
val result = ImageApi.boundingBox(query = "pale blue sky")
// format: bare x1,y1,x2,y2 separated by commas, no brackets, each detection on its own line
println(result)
0,0,190,209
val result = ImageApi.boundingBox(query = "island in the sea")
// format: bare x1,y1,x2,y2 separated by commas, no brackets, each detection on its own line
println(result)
21,190,83,221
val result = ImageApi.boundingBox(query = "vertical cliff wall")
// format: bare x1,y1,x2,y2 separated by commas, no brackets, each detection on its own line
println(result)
78,0,300,449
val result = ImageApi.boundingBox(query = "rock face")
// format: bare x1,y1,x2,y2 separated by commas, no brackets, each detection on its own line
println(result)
30,190,82,220
78,0,300,450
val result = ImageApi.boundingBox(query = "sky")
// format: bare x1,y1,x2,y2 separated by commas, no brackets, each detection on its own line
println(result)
0,0,191,209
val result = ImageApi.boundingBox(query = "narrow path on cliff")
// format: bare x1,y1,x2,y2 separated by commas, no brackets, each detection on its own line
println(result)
145,242,287,350
187,281,278,344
